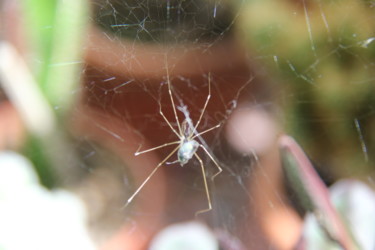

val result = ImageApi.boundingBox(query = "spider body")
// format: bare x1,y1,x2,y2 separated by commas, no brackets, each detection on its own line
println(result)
126,71,222,216
178,138,199,166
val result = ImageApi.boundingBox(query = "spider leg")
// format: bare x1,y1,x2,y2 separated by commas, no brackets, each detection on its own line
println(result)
194,153,212,216
190,122,221,140
190,73,211,137
165,159,180,165
135,141,180,156
159,104,180,138
124,146,180,208
199,144,222,180
165,64,182,135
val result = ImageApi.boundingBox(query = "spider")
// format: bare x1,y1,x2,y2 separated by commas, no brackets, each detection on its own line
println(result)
125,70,222,216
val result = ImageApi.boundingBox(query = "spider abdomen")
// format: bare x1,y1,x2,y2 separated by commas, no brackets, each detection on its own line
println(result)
178,140,199,166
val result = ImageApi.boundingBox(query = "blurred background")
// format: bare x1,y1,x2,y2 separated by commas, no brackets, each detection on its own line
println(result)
1,0,375,249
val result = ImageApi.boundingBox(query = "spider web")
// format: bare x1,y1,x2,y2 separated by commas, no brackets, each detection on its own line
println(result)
67,0,375,249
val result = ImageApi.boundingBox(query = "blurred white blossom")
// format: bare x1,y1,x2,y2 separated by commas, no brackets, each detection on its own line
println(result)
0,151,96,250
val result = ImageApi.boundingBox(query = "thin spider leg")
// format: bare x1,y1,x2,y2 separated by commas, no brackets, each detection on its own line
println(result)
135,141,180,156
194,153,212,216
124,146,180,208
199,145,222,181
190,73,211,137
165,159,180,165
190,122,221,140
159,105,180,138
166,65,182,135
